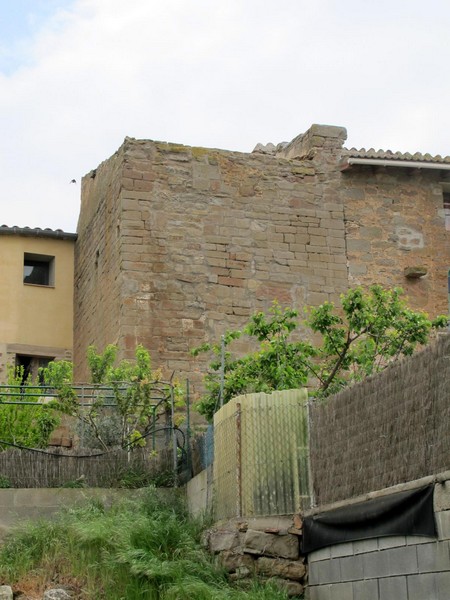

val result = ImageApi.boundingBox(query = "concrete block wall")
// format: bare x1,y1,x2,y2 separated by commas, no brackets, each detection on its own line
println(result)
186,465,213,517
307,481,450,599
0,488,172,540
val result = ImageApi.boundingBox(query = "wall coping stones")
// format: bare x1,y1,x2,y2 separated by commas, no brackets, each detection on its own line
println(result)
305,470,450,517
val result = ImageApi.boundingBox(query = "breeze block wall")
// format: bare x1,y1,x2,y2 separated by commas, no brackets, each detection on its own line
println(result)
307,478,450,600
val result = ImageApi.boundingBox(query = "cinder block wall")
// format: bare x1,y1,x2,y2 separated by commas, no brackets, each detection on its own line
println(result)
307,480,450,600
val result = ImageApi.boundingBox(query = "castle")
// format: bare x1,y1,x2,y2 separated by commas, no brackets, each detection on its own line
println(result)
73,124,450,389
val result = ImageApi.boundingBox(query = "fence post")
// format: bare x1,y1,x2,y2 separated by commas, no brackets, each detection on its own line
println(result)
186,379,191,476
236,402,242,518
171,385,178,487
307,397,316,508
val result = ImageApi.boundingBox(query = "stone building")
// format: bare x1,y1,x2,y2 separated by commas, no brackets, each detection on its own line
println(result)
74,124,450,386
0,226,76,383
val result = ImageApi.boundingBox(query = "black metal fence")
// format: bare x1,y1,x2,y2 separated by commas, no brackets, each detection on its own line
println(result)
0,380,193,488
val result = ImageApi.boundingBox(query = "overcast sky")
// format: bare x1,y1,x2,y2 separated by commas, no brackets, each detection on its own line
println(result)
1,0,450,232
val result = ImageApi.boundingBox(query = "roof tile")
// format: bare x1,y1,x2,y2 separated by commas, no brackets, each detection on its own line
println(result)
343,147,450,164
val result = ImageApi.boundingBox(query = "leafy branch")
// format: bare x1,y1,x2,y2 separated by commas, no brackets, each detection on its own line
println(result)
192,285,448,421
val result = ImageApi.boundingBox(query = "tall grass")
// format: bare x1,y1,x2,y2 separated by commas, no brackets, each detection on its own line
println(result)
0,489,290,600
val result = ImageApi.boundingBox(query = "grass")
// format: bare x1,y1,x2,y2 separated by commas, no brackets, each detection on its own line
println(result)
0,488,291,600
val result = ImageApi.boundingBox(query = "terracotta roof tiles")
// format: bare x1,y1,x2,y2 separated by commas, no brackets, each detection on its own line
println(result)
343,147,450,164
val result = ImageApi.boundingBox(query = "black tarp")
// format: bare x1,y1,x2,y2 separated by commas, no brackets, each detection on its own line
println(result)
302,485,436,553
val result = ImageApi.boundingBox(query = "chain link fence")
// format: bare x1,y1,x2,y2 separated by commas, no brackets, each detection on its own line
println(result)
213,389,310,520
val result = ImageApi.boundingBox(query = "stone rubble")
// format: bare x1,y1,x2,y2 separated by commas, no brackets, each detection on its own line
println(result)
204,514,306,597
0,587,74,600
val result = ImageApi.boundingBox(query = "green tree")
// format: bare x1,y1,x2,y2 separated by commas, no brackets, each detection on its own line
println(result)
0,366,59,450
42,345,172,451
193,285,448,421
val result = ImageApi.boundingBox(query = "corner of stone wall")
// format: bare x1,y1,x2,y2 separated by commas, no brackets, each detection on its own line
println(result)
277,124,347,161
205,515,306,597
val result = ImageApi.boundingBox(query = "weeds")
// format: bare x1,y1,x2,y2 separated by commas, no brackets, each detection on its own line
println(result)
0,488,290,599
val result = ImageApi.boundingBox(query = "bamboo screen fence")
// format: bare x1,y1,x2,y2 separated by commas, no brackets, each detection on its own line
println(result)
0,447,172,488
310,333,450,506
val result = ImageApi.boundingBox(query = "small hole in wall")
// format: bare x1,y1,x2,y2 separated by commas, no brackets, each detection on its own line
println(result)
95,249,100,267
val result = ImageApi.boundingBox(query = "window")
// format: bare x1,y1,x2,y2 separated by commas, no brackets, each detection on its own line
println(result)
16,355,53,383
444,193,450,232
23,253,55,286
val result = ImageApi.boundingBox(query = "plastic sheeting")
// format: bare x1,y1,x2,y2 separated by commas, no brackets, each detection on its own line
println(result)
302,485,436,553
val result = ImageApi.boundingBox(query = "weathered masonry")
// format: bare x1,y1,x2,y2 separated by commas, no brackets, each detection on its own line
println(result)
74,124,450,382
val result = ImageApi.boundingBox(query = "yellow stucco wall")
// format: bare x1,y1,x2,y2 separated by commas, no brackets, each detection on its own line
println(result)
0,234,74,353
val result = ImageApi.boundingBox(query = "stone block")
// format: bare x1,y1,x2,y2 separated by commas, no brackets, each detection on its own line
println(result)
308,585,332,600
435,482,450,512
256,556,306,580
416,540,450,572
216,550,255,572
436,510,450,540
309,124,347,139
339,555,364,582
352,579,379,600
0,587,13,600
378,576,408,600
246,516,294,533
271,578,304,597
209,529,240,553
435,571,450,599
352,538,378,554
385,545,418,576
43,590,73,600
347,239,371,252
327,581,354,600
330,541,354,558
363,549,390,578
243,529,299,560
406,573,437,600
349,263,368,275
378,535,406,550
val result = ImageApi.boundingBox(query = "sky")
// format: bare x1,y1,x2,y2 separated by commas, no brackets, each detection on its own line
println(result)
1,0,450,232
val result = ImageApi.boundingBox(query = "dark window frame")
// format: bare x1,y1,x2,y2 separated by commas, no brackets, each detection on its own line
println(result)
23,253,55,287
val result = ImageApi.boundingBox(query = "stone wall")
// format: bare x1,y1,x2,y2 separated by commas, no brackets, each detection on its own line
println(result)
75,126,350,383
342,166,450,315
0,488,161,540
75,124,450,389
204,515,305,597
75,149,125,379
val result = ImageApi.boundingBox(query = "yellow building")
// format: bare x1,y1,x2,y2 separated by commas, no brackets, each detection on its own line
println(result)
0,226,76,383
